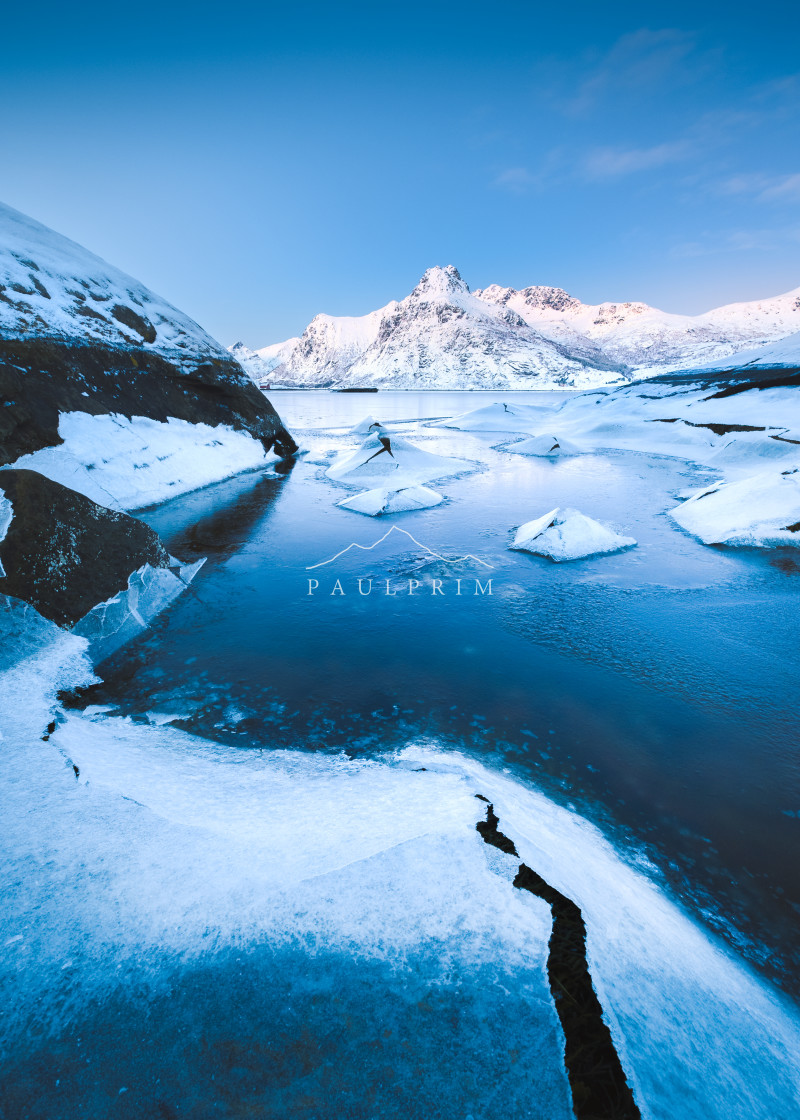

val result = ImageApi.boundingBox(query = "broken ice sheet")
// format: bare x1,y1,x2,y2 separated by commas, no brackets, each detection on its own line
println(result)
510,507,637,562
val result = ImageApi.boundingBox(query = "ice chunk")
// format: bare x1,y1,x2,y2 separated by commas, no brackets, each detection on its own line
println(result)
506,434,582,457
71,557,206,662
338,485,444,516
437,401,549,433
669,468,800,546
0,488,12,578
511,507,637,562
327,431,471,489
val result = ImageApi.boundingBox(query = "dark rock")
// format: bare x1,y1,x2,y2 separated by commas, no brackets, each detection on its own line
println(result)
0,468,171,627
111,303,157,343
0,338,298,466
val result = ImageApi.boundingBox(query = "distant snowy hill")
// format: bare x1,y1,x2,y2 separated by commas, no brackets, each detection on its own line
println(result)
237,266,800,390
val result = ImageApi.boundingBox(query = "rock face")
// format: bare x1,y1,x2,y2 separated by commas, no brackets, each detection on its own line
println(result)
0,202,296,480
0,468,173,627
236,265,800,389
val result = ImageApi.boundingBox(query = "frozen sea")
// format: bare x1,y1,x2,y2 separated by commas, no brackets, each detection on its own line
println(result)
3,390,800,1119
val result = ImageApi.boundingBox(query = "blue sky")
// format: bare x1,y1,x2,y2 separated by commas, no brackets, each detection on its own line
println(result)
2,1,799,345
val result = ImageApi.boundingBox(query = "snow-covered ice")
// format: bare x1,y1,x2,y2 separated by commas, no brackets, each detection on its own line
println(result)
511,507,637,562
669,468,800,546
8,412,279,510
327,431,471,490
350,414,390,435
506,433,582,457
337,485,444,516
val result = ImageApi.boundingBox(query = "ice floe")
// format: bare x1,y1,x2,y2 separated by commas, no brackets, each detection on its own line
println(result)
327,431,471,490
511,507,637,561
338,485,444,516
506,433,582,457
669,468,800,546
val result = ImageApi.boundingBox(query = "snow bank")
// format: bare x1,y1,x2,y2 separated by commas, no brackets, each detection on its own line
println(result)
0,489,11,578
511,507,637,562
669,468,800,546
9,412,278,510
506,433,582,457
338,485,444,516
438,401,549,433
72,558,205,663
327,431,471,490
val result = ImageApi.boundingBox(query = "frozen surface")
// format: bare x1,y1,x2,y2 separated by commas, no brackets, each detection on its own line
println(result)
1,612,799,1119
511,507,637,562
506,433,582,456
350,414,390,435
670,469,800,546
72,557,206,663
326,430,472,490
8,412,278,510
338,485,444,516
0,203,230,366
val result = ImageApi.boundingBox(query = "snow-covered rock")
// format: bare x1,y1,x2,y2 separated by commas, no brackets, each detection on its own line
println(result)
669,469,800,546
510,507,636,562
0,202,296,507
241,265,800,389
338,485,444,516
506,434,582,457
327,431,471,490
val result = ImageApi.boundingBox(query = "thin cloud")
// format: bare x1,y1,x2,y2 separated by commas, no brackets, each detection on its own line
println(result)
584,141,690,179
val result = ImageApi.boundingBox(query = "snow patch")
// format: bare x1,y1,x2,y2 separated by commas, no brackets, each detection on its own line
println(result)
9,412,278,510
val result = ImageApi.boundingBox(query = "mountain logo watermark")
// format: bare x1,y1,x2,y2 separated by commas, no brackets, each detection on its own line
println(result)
304,525,495,597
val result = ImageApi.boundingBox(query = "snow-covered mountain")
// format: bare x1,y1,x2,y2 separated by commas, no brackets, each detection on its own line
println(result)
476,282,800,372
234,266,629,391
236,266,800,390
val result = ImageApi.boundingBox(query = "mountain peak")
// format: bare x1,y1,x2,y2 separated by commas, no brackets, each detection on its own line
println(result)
412,265,469,299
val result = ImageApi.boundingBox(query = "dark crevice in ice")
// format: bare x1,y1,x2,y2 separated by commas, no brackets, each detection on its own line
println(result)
475,799,641,1120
